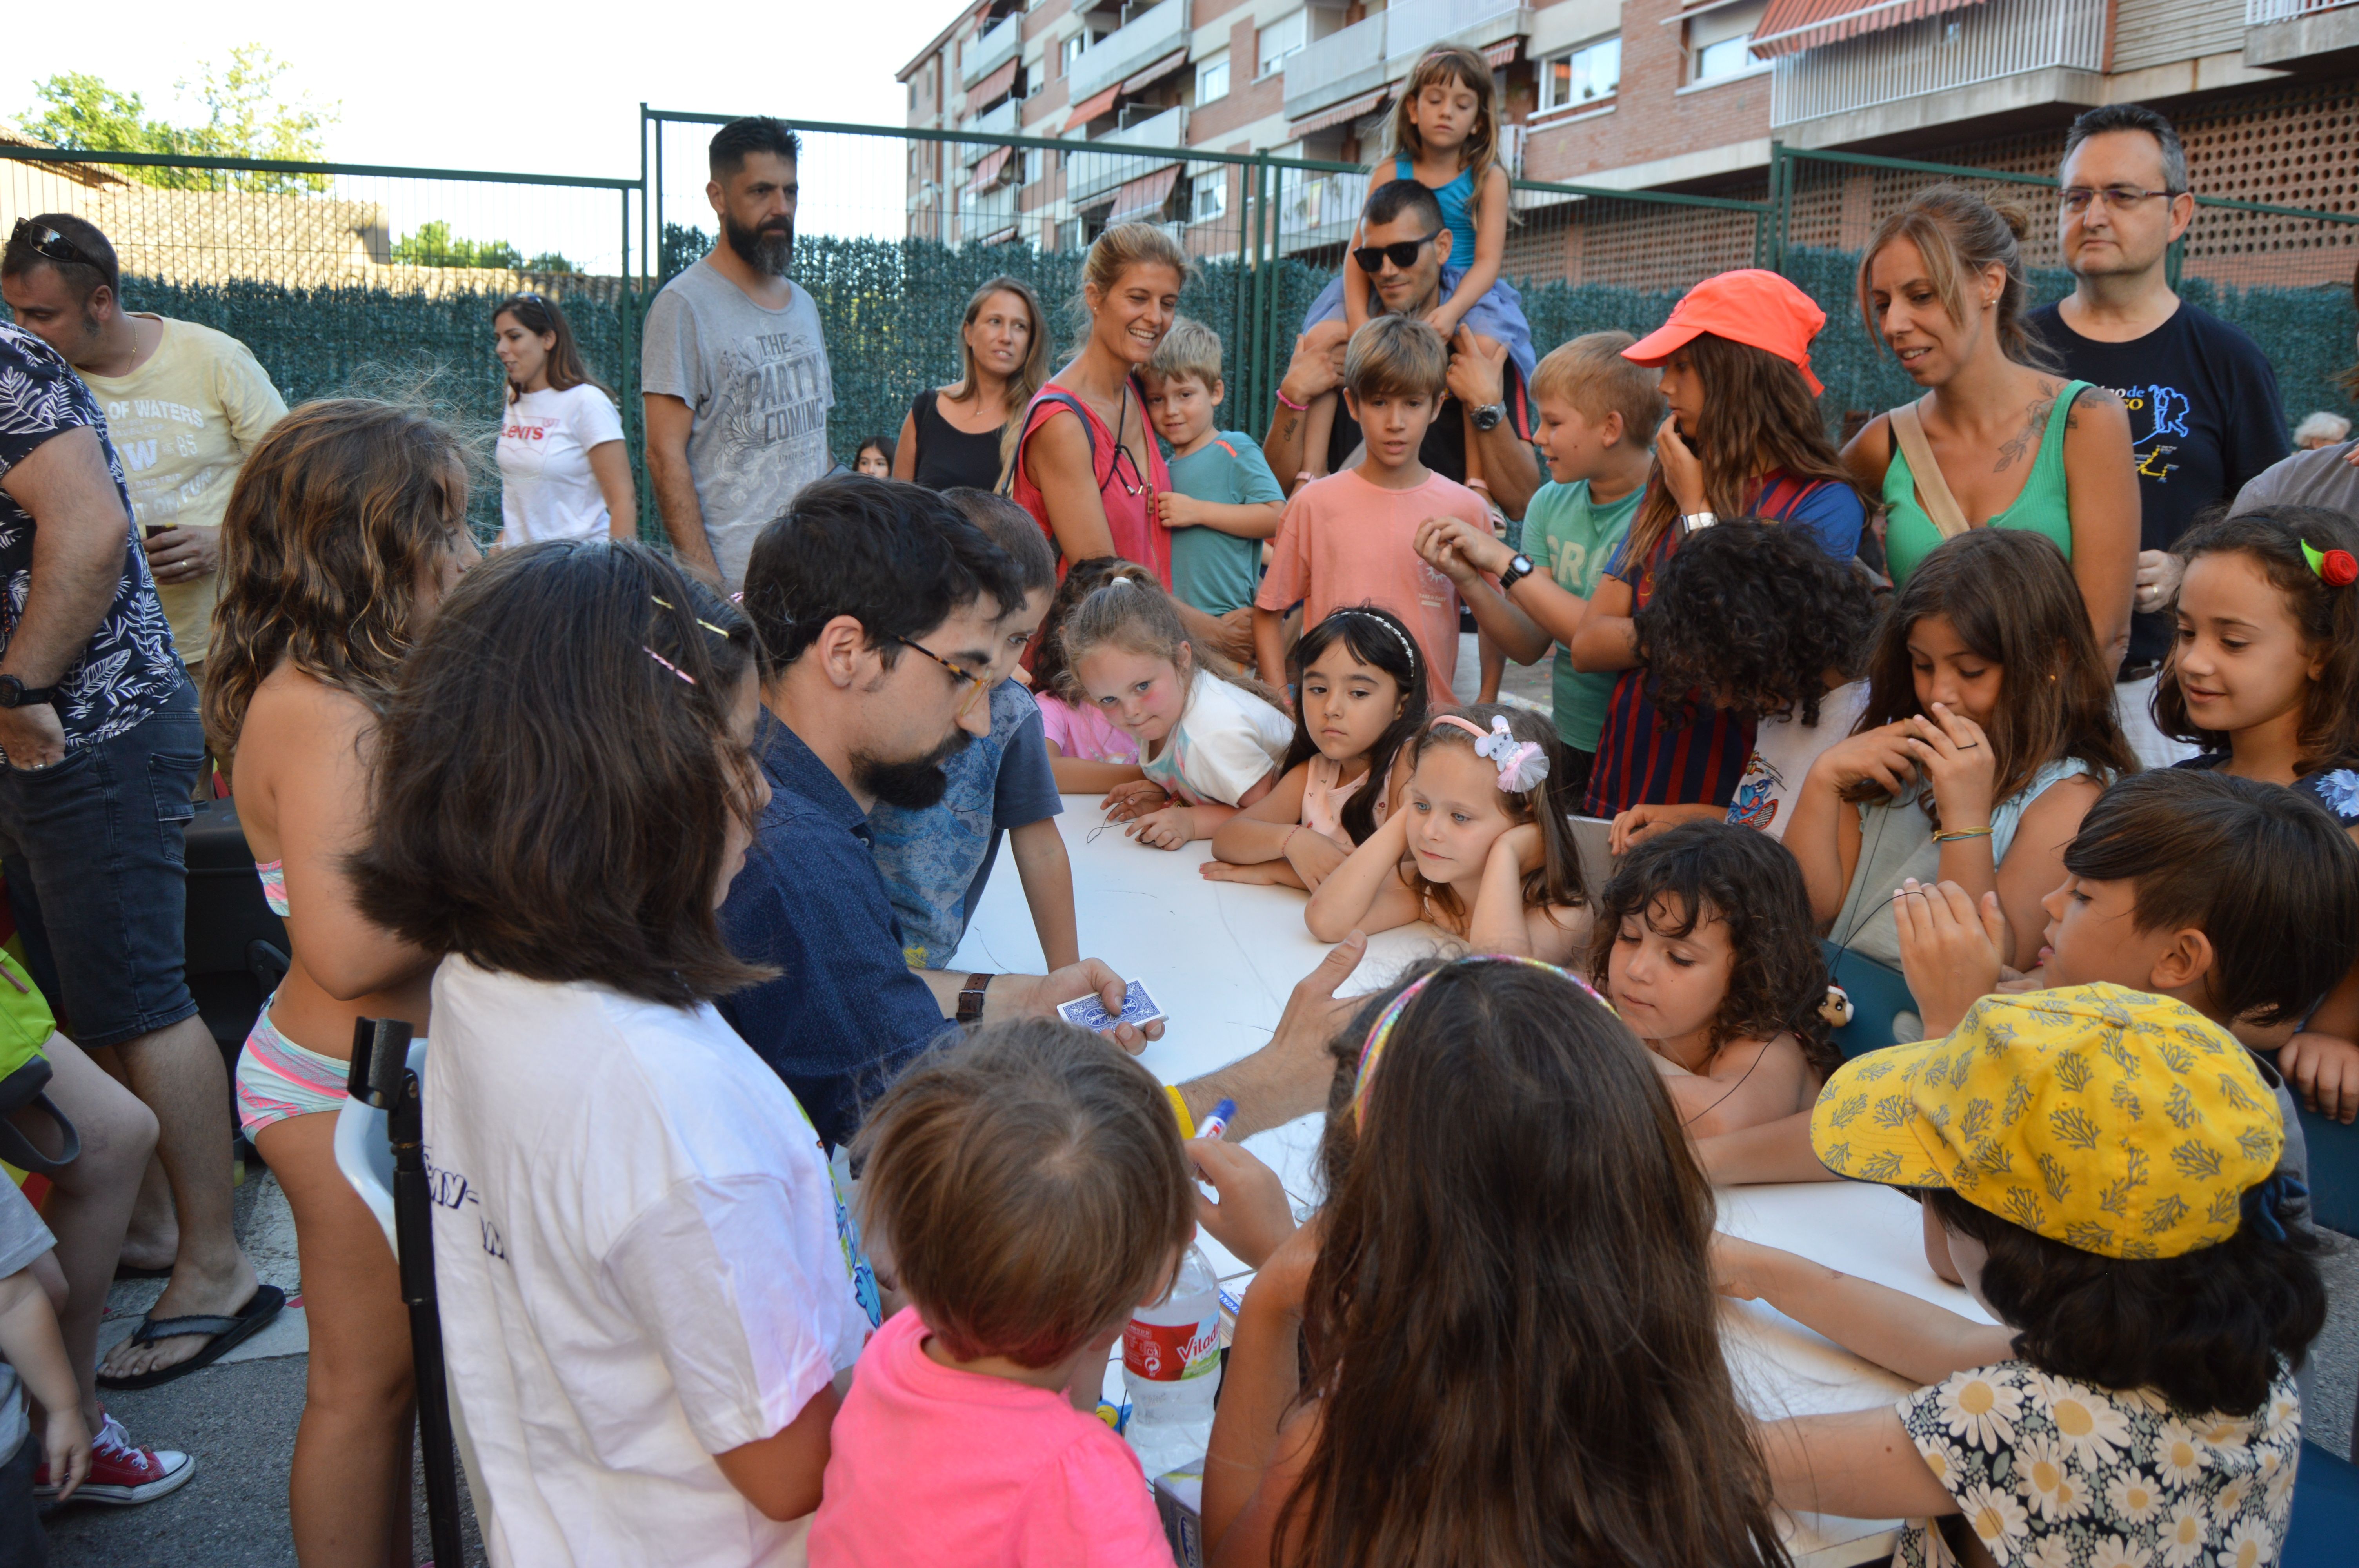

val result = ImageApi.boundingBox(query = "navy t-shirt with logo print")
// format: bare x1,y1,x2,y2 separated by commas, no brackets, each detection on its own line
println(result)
2026,300,2288,667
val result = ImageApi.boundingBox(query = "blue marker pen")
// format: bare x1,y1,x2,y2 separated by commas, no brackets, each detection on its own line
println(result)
1196,1097,1236,1142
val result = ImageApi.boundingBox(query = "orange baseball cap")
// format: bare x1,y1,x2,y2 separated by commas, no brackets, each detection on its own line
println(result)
1623,269,1827,396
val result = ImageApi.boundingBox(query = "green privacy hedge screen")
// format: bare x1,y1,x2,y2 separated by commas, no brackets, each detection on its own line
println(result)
119,237,2355,541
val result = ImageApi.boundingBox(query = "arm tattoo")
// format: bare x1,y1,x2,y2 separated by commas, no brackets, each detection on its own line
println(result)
1994,389,2059,473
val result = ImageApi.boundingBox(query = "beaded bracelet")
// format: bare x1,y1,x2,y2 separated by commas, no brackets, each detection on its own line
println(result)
1274,387,1309,412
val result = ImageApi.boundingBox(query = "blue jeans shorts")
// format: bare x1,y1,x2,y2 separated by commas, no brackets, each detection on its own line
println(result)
0,679,202,1050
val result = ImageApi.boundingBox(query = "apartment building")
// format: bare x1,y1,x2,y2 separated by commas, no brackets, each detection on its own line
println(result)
897,0,2359,287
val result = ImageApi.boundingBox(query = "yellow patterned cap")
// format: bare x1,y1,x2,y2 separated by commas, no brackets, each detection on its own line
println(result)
1809,983,2282,1259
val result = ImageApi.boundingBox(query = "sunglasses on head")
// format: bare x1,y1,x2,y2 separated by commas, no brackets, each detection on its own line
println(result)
8,218,100,272
1352,229,1443,276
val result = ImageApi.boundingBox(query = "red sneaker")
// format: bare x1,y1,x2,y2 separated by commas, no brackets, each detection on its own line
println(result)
35,1413,196,1505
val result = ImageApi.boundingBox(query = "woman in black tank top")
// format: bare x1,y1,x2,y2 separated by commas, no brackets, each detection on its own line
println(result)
891,276,1050,493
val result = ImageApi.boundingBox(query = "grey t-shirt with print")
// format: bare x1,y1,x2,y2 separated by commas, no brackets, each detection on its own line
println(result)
0,1180,57,1461
639,258,834,589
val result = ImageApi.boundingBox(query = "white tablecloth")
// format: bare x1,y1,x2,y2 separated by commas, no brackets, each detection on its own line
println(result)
948,797,1994,1566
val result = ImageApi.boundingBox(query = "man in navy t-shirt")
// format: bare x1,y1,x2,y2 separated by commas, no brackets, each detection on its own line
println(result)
2025,103,2288,766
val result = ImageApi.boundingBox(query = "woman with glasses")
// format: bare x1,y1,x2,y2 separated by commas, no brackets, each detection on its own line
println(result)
492,292,635,547
890,275,1048,492
1841,185,2139,669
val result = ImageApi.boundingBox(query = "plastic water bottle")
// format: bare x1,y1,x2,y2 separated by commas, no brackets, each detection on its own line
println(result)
1122,1242,1223,1480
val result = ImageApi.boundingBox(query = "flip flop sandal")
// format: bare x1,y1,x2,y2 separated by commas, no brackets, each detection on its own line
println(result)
111,1261,173,1281
96,1285,287,1391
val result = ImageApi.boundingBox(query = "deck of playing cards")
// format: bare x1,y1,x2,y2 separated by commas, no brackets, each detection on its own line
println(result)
1058,979,1166,1033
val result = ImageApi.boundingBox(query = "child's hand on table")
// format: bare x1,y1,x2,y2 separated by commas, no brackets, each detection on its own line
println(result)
1127,804,1197,850
1189,1138,1295,1269
1101,779,1170,821
1892,877,2012,1039
2279,1031,2359,1123
1200,860,1300,886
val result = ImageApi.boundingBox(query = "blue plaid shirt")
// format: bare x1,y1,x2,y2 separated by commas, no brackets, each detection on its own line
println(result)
718,717,955,1147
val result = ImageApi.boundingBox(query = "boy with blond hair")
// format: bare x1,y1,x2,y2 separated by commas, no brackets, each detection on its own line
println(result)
1254,315,1487,708
1144,318,1285,622
1415,331,1663,793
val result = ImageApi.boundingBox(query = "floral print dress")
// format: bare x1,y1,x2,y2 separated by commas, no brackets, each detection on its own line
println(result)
1893,1359,2301,1568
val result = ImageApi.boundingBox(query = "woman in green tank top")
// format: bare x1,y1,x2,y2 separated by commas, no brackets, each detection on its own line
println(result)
1839,187,2139,668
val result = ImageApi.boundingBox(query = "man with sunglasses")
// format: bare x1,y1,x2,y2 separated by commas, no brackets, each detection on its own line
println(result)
1,215,285,679
2025,104,2287,767
716,477,1376,1155
1261,179,1541,521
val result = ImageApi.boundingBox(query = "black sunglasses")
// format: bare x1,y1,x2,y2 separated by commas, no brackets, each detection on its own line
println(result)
7,218,99,272
1352,229,1444,276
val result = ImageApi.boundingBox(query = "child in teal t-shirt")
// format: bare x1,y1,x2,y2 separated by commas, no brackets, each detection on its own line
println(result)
1144,319,1285,618
1520,479,1642,754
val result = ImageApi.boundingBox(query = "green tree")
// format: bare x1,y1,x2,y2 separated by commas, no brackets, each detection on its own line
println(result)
17,45,338,193
391,220,553,272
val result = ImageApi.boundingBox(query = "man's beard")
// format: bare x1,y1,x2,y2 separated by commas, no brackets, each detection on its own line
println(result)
852,732,970,810
724,213,794,276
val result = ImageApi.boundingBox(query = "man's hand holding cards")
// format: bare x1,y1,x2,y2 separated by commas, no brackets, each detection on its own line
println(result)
1058,979,1166,1035
1027,960,1165,1053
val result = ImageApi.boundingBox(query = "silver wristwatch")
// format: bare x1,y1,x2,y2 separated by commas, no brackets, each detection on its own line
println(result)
1680,510,1718,532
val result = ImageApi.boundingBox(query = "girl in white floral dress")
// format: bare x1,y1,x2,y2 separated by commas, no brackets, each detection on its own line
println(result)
1714,983,2324,1568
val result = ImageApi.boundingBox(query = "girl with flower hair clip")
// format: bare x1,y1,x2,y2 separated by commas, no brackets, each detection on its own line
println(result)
1306,704,1589,960
2161,504,2359,1122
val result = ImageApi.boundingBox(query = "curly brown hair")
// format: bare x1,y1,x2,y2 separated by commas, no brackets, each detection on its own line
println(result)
202,398,471,760
1587,819,1836,1077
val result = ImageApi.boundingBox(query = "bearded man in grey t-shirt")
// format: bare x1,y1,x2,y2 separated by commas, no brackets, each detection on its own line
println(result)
642,116,835,590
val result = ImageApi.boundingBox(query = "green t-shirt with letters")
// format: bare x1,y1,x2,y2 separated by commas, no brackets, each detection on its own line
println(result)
1519,478,1641,753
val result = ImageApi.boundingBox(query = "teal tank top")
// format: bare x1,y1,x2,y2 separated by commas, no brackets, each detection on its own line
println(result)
1883,380,2090,586
1396,154,1476,268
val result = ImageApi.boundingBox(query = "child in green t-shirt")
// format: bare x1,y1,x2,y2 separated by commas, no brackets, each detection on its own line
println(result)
1144,318,1285,621
1415,332,1662,797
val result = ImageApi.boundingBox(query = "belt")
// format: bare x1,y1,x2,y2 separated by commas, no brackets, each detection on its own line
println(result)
2118,661,2163,684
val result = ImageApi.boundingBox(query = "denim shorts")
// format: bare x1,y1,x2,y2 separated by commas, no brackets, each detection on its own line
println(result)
0,679,202,1050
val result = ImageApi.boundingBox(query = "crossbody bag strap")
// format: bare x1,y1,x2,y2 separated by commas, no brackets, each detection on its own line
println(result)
1000,390,1097,498
1889,401,1974,541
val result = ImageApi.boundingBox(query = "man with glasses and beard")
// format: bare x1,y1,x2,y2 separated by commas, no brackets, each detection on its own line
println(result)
642,116,835,591
2025,103,2287,766
720,477,1373,1152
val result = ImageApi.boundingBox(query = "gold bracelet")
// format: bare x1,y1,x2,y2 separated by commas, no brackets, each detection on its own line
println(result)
1934,826,1994,842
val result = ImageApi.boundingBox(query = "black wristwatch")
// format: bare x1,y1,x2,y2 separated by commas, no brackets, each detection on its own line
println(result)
1496,553,1536,593
1469,401,1507,433
0,675,56,710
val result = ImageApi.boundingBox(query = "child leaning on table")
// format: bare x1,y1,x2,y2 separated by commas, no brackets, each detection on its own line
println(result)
1192,955,1789,1568
1142,318,1285,623
1068,573,1292,850
1031,556,1150,793
868,489,1079,970
1719,985,2324,1568
807,1019,1192,1568
0,1177,89,1560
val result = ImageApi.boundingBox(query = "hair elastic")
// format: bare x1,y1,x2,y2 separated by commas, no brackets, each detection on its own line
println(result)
1332,608,1419,675
1352,956,1614,1127
1430,713,1549,792
642,646,697,686
2300,539,2358,589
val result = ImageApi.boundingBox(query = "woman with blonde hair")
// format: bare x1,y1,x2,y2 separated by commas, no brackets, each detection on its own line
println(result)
1842,185,2139,666
891,273,1050,492
201,398,480,1564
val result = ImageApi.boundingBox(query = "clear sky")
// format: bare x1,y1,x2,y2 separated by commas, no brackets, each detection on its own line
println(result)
6,0,963,267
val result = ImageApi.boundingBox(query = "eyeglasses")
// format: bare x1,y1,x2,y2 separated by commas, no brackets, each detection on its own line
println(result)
2059,185,2182,215
1351,229,1444,276
887,634,990,718
7,218,98,271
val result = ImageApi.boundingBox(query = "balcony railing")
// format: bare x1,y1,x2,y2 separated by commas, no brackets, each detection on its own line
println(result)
2247,0,2357,19
1067,0,1190,105
962,11,1024,88
1385,0,1532,65
1067,105,1189,206
961,97,1020,162
1770,0,2105,129
1276,168,1373,255
1284,14,1389,118
1283,4,1531,122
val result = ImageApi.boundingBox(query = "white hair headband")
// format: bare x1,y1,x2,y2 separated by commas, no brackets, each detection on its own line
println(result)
1332,608,1419,675
1430,713,1550,793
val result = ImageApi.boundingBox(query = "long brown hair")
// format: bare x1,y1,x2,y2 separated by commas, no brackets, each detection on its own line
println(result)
349,540,771,1008
1376,45,1503,234
493,292,611,403
202,398,470,761
1287,958,1790,1568
1848,528,2135,816
1401,704,1586,929
1623,332,1859,570
945,275,1052,488
1856,185,2058,372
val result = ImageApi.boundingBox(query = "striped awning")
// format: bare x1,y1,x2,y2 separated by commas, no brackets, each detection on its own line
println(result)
1064,83,1121,131
976,224,1021,246
1109,165,1181,225
1287,87,1392,140
1122,48,1190,96
968,54,1020,110
968,144,1013,195
1750,0,1988,58
1480,38,1520,68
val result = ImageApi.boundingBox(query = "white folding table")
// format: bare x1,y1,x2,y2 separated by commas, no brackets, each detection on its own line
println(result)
948,797,1990,1566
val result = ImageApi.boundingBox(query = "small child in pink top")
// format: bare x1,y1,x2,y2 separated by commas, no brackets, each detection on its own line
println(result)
1033,557,1153,795
808,1021,1194,1568
1253,315,1491,710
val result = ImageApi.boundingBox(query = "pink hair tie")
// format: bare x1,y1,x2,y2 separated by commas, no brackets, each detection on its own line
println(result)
1429,713,1549,792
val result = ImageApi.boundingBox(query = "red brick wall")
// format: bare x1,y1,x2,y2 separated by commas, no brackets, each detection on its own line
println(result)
1519,0,1772,187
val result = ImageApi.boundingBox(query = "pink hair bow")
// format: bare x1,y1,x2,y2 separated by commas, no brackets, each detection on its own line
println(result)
1432,714,1550,793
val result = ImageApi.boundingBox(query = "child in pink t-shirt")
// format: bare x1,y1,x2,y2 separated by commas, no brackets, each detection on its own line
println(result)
1253,315,1490,710
807,1022,1194,1568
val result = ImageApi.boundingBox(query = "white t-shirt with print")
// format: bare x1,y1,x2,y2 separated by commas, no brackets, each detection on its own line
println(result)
1726,680,1871,840
496,383,626,548
1139,669,1292,806
426,956,871,1568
